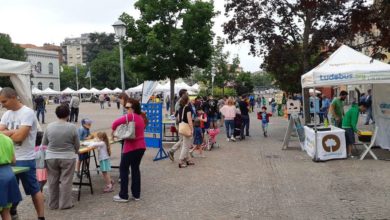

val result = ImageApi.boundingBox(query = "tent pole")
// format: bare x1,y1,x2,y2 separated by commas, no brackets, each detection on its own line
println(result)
313,86,318,162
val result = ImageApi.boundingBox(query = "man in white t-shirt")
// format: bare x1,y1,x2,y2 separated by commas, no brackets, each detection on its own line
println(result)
0,87,45,220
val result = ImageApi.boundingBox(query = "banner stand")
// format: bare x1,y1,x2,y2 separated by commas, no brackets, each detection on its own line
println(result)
282,113,305,150
142,103,168,161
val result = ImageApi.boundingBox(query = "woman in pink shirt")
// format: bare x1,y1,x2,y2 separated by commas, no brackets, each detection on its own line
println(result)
112,98,146,203
219,98,237,142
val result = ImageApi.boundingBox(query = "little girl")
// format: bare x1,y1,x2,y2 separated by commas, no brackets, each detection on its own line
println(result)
190,119,205,158
87,132,114,193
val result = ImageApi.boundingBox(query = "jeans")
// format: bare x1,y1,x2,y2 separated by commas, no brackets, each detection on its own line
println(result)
119,149,145,200
241,115,250,137
36,107,45,123
70,107,79,122
100,101,104,109
224,120,235,138
365,107,374,124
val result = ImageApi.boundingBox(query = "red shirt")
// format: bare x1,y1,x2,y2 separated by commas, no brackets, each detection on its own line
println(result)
112,113,146,154
198,113,207,128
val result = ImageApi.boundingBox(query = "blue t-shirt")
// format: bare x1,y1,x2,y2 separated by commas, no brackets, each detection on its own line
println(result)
78,126,90,141
261,112,268,124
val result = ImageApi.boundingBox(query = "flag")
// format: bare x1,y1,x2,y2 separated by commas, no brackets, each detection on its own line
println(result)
85,68,91,78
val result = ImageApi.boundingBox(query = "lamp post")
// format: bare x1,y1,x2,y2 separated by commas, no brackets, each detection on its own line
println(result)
211,68,216,96
113,20,126,93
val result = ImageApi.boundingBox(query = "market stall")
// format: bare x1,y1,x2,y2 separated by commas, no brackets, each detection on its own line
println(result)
301,45,390,161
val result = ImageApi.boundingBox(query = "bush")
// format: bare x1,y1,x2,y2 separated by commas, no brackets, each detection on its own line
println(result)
198,87,236,99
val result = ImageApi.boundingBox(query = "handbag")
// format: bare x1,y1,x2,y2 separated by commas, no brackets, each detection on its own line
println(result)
35,145,46,169
114,114,136,140
178,105,192,137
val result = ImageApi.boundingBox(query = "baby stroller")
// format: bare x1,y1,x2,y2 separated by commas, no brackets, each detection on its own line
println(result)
233,113,243,140
206,128,220,150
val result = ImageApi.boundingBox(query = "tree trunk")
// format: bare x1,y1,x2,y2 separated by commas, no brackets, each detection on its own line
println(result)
170,78,175,115
302,12,312,124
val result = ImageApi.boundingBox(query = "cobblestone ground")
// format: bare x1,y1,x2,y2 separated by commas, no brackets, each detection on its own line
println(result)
12,103,390,220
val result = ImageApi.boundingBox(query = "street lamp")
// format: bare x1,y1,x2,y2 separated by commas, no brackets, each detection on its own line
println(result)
211,67,216,96
113,20,126,92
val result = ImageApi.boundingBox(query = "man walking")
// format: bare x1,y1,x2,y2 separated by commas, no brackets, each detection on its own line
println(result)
167,89,188,161
34,95,46,124
364,89,374,125
0,88,45,220
239,95,250,139
69,94,80,123
329,91,348,128
99,94,105,109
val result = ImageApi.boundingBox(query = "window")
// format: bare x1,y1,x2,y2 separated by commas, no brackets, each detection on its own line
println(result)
48,63,53,74
49,82,54,89
38,82,43,90
35,62,42,73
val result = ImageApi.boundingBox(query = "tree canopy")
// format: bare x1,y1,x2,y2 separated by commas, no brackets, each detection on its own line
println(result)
0,34,25,87
85,32,116,63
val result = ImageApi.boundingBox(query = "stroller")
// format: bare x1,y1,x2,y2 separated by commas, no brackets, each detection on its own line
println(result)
206,128,220,150
233,113,243,140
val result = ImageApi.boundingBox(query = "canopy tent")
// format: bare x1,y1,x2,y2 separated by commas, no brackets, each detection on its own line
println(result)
0,58,33,108
77,87,91,94
99,88,114,94
301,44,390,151
176,82,196,92
62,87,77,94
112,88,122,93
301,45,390,88
41,88,61,95
154,83,170,92
309,89,321,94
128,83,143,93
32,87,43,95
191,83,200,91
89,87,100,94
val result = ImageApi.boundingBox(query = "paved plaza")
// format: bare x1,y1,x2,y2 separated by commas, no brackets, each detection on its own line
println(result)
13,103,390,220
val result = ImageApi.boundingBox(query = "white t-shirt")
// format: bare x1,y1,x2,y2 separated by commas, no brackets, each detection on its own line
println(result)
0,106,37,160
88,141,110,161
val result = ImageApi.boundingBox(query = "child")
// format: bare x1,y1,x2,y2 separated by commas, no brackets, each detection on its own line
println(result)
190,119,205,158
0,134,22,220
196,107,208,144
87,132,114,192
258,106,272,137
35,131,47,192
207,123,220,150
76,118,93,178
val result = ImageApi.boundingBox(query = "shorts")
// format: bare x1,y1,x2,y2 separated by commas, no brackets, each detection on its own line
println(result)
344,128,355,145
100,159,112,172
208,116,218,123
14,160,40,196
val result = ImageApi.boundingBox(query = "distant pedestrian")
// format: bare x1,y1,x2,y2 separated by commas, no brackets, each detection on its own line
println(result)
364,89,374,125
69,94,80,123
99,94,105,109
34,95,46,124
258,106,272,137
239,95,250,138
190,119,205,158
220,98,236,141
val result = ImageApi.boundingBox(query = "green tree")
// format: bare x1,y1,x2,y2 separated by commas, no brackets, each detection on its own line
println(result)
0,34,26,87
251,71,273,89
85,32,116,63
60,65,88,90
120,0,215,112
235,72,254,96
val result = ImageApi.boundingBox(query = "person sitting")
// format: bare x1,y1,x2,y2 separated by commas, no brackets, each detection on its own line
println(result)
342,102,368,158
75,118,93,178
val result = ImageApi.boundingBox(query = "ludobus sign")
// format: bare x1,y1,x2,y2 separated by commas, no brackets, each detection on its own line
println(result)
319,73,353,81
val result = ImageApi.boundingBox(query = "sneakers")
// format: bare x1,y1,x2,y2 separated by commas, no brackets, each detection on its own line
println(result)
168,150,175,161
113,195,129,203
230,137,236,142
133,197,141,201
11,214,19,220
103,184,114,193
226,138,230,142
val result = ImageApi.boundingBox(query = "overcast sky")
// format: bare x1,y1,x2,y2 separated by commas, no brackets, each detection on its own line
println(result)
0,0,262,72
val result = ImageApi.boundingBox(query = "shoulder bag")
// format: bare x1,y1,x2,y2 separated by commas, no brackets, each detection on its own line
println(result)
178,105,192,137
114,114,136,140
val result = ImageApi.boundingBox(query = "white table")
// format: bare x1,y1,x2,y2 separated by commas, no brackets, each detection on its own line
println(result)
304,126,347,161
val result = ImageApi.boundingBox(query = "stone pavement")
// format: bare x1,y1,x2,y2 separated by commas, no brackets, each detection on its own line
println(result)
13,103,390,220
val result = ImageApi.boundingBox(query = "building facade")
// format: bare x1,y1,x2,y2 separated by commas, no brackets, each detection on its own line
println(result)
25,48,61,91
61,33,90,66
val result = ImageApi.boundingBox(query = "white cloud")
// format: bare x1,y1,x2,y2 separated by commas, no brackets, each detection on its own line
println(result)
0,0,261,72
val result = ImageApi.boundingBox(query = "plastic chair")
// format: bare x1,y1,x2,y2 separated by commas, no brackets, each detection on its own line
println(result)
357,126,379,160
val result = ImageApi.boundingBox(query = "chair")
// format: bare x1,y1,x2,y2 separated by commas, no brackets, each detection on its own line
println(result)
356,126,379,160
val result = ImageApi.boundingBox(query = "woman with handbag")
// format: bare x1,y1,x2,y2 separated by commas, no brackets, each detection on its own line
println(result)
112,98,146,203
177,95,195,168
42,105,80,210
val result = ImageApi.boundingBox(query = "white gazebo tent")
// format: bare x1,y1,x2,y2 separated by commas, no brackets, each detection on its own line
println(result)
112,88,122,93
0,58,33,108
128,83,143,93
191,83,200,92
301,45,390,159
77,87,92,94
99,88,114,94
89,87,100,94
32,87,43,95
62,87,77,94
41,88,61,95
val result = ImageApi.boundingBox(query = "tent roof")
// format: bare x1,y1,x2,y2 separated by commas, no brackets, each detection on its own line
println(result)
301,45,390,88
89,87,100,93
77,87,91,94
113,88,122,93
99,88,114,94
0,58,31,76
62,87,76,94
32,87,42,95
42,88,61,95
128,83,143,93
